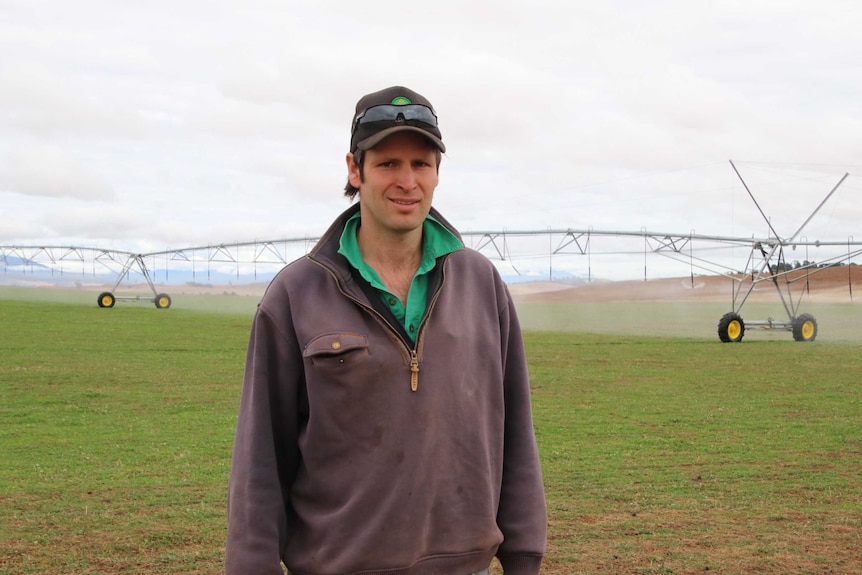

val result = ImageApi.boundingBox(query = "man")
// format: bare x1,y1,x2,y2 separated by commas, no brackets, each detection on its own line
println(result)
226,86,547,575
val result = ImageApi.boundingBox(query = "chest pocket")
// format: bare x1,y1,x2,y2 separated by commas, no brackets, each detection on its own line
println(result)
303,332,370,368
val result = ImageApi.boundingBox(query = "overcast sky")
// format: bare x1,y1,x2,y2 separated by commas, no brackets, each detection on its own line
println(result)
1,0,860,278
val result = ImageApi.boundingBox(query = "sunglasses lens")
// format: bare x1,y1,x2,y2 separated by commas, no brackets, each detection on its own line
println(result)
356,104,438,127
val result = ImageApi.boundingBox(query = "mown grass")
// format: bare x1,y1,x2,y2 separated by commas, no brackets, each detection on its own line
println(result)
526,333,862,573
1,294,860,574
1,300,248,574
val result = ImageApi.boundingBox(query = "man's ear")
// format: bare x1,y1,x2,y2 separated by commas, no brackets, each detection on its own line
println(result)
346,153,362,189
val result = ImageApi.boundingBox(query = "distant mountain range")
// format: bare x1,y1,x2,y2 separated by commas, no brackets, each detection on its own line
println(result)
1,255,592,288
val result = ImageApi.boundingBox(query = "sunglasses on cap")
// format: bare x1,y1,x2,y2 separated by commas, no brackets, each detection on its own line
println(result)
351,103,439,134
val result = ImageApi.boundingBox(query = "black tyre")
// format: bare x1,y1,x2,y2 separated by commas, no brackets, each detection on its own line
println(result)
792,313,817,342
717,312,745,342
154,293,172,309
97,292,116,308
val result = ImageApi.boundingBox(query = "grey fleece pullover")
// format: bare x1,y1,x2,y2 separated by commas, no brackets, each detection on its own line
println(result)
226,205,547,574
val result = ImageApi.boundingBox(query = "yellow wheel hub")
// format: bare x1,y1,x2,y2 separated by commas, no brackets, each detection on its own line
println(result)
727,320,742,340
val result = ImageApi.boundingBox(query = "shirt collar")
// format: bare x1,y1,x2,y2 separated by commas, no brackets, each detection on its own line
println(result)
337,212,464,275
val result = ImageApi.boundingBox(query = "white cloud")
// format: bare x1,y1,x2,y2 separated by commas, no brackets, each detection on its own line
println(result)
0,0,859,274
0,144,115,200
0,60,145,138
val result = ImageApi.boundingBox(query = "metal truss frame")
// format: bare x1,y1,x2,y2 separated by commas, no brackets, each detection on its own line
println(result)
2,163,859,341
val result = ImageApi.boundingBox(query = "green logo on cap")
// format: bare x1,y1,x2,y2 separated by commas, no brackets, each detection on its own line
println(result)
390,96,411,105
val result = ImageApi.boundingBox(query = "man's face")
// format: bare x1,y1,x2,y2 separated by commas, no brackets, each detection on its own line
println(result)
348,131,439,238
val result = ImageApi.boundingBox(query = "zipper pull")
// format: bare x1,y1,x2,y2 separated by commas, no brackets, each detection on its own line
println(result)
410,350,419,392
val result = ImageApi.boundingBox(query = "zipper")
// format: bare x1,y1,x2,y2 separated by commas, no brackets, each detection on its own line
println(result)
409,350,419,391
311,255,450,392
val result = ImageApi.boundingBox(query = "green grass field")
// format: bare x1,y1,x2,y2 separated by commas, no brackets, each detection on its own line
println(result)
1,289,860,574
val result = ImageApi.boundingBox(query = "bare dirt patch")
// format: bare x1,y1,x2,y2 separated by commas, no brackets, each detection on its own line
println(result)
510,266,861,305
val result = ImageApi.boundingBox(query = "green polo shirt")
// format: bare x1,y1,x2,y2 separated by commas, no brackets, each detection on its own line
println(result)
338,212,464,344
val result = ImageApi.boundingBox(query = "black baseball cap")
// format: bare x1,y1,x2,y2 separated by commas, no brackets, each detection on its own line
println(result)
350,86,445,154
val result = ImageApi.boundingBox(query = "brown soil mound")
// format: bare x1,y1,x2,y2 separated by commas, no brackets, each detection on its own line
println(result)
510,265,862,304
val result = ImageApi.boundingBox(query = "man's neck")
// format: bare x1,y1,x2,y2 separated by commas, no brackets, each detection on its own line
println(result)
356,224,423,304
357,224,423,269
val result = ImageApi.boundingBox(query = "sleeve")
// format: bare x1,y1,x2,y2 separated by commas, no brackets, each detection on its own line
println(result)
225,302,304,575
495,286,548,575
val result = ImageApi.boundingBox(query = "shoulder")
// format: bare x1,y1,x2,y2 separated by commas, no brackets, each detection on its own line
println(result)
447,247,503,278
445,248,511,300
267,256,320,289
258,256,334,312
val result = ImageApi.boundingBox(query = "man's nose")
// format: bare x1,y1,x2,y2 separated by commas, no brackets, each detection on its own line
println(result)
396,165,418,189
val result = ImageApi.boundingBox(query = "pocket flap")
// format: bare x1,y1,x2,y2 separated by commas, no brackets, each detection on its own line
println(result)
303,332,368,358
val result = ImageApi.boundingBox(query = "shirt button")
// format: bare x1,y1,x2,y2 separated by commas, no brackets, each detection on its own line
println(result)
409,325,415,333
388,298,397,306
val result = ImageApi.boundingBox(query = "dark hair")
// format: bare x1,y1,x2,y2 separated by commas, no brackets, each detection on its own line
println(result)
344,151,364,199
343,149,443,200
